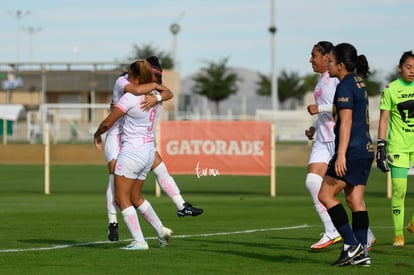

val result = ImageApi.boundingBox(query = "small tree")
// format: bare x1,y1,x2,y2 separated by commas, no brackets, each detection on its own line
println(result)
192,58,239,115
302,74,319,92
256,71,316,105
365,70,383,97
277,70,308,106
386,70,400,83
255,73,271,97
128,43,174,69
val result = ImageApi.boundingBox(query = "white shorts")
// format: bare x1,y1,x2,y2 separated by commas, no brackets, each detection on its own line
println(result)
115,144,155,180
308,140,335,165
104,134,121,163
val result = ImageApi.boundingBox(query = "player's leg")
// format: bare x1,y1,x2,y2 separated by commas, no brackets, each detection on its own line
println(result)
345,195,376,251
319,176,363,266
306,142,340,249
306,169,341,249
116,176,148,250
345,183,368,243
346,183,371,266
135,198,173,247
152,151,203,217
131,150,173,247
106,159,119,241
104,134,121,241
130,178,165,237
390,164,408,247
407,154,414,234
319,177,355,240
341,159,372,266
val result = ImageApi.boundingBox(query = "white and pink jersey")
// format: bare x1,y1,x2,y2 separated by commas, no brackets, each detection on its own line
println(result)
313,71,338,143
116,92,160,148
106,74,130,138
104,74,162,163
104,74,129,163
113,92,159,179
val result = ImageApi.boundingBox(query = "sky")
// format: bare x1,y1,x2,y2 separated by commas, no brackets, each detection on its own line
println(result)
1,0,413,80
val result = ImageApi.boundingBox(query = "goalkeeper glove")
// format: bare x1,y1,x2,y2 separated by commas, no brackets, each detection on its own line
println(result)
376,139,393,173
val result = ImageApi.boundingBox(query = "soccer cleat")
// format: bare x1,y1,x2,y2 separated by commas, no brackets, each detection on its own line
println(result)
108,222,119,242
367,236,376,251
393,235,404,247
310,233,342,250
176,202,204,217
350,254,371,267
331,243,364,266
158,226,173,247
120,241,149,250
407,221,414,233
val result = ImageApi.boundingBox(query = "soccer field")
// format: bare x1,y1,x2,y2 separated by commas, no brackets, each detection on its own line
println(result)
0,165,413,274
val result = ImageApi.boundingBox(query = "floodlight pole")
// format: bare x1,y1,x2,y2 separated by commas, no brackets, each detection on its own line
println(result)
170,22,180,119
269,0,278,111
22,26,42,64
8,10,31,62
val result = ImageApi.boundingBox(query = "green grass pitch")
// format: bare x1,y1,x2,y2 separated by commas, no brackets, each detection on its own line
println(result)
0,164,413,274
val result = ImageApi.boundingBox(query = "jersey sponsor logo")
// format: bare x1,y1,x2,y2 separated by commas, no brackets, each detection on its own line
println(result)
401,93,414,98
403,127,414,132
337,97,349,102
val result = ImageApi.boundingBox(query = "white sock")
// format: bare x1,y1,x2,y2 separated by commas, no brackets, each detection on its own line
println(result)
137,200,163,236
122,206,145,243
305,173,338,236
106,174,118,224
153,162,185,210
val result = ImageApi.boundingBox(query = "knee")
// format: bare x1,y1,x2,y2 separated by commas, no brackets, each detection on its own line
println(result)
131,196,144,208
393,188,406,200
305,173,322,190
115,194,128,210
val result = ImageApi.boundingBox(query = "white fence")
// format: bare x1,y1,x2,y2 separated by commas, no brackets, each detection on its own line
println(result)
2,96,381,144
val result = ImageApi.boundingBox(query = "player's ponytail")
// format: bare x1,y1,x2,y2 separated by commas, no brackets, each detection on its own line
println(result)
356,54,370,78
333,43,370,78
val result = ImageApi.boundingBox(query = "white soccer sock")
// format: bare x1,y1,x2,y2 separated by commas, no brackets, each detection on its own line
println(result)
106,174,118,224
305,173,338,236
137,200,163,236
153,162,185,210
122,206,145,243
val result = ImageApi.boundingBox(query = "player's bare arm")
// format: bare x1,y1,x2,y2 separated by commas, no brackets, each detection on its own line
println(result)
93,107,125,152
140,85,174,111
124,82,158,95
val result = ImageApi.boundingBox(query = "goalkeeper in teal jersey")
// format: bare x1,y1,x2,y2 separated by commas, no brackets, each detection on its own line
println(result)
377,50,414,247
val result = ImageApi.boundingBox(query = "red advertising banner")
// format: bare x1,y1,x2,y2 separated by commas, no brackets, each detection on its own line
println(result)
158,121,272,176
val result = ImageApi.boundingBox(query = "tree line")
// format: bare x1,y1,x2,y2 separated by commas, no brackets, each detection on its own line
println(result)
130,44,397,114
